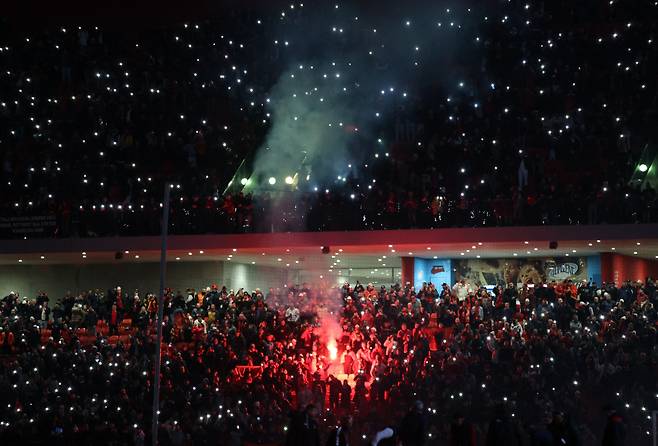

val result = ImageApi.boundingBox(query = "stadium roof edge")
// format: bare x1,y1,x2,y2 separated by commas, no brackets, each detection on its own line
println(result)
2,224,658,255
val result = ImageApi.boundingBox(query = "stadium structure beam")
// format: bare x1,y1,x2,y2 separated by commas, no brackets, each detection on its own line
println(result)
152,184,171,446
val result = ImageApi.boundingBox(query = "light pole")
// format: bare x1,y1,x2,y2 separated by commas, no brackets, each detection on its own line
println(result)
151,184,171,446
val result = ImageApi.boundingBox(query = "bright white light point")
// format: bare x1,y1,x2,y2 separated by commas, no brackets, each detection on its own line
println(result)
268,177,276,185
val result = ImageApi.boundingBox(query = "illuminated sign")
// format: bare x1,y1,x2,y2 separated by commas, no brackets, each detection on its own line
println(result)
546,262,579,280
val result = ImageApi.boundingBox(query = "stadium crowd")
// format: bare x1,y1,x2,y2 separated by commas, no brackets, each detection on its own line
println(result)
1,0,658,238
1,0,658,444
0,275,656,445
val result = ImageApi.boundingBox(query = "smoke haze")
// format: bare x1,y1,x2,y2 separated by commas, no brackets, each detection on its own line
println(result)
250,2,474,190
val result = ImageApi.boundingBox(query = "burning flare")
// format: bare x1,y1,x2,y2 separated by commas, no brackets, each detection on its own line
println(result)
327,338,337,361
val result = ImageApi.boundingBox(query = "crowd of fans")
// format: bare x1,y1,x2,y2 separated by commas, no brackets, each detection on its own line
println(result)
2,0,658,238
2,0,657,444
0,275,656,445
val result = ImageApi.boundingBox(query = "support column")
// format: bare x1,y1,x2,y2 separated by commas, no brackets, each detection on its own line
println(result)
401,256,415,288
587,255,602,286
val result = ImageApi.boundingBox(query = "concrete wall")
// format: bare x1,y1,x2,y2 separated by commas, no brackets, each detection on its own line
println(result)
587,255,602,285
600,253,658,285
0,261,293,299
296,268,400,288
413,257,452,291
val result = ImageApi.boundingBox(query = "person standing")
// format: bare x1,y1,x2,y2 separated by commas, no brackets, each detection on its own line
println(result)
450,412,477,446
312,372,326,411
399,400,427,446
340,380,352,412
602,406,625,446
548,411,580,446
342,344,357,376
486,404,523,446
328,375,341,412
286,404,321,446
529,413,554,446
452,280,468,302
326,416,353,446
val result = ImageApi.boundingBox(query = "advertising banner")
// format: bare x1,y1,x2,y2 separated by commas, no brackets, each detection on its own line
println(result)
454,257,588,287
0,215,57,235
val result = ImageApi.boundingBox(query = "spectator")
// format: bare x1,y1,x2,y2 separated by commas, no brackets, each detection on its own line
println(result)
1,0,657,239
287,404,321,446
486,404,524,446
602,407,626,446
450,412,477,446
0,275,656,444
325,415,352,446
548,411,580,446
399,400,427,446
